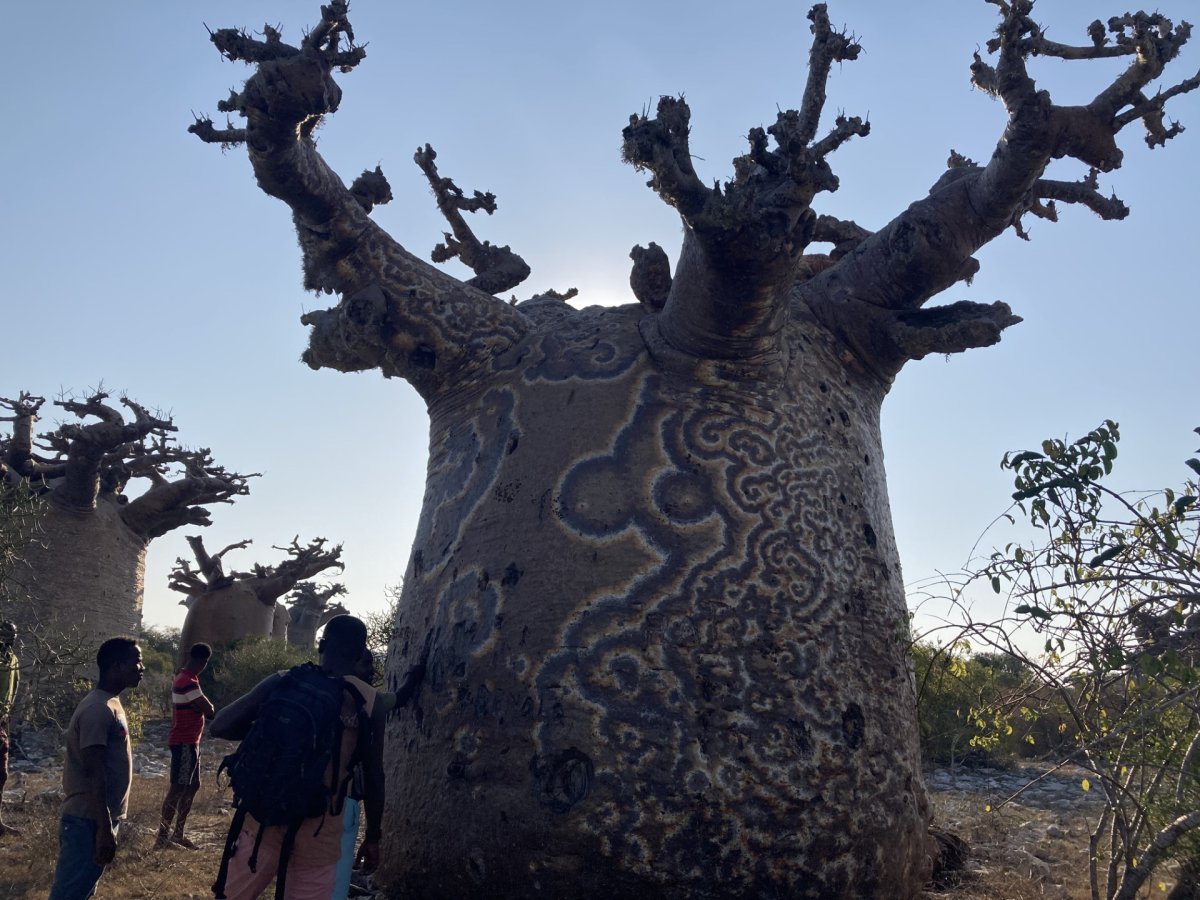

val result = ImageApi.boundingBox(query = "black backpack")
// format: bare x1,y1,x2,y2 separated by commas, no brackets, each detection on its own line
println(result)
212,663,368,900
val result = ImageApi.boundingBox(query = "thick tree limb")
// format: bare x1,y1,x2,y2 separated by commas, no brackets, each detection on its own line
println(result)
620,3,872,364
1034,170,1129,221
121,454,257,539
51,394,173,509
1112,810,1200,900
798,1,1197,380
623,83,868,362
812,215,872,258
796,5,862,145
191,3,530,399
891,301,1024,359
169,535,253,595
3,391,253,539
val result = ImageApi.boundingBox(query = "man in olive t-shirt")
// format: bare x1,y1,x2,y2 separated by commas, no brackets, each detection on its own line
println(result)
48,637,144,900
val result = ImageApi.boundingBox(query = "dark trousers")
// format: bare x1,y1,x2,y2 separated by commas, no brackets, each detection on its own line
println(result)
48,814,114,900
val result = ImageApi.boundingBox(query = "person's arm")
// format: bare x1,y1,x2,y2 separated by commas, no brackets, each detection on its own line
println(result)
393,660,427,709
355,701,387,871
209,673,281,740
80,745,116,865
189,692,216,719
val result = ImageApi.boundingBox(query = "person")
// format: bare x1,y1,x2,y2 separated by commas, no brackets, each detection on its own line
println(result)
47,636,144,900
211,616,386,900
329,649,401,900
0,620,20,837
155,641,216,850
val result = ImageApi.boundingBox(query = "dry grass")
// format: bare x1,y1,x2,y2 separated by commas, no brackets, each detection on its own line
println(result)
926,784,1182,900
926,789,1094,900
0,748,1184,899
0,745,236,900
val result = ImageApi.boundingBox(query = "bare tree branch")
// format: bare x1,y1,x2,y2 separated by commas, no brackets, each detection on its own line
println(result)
191,3,531,398
796,4,863,145
799,2,1196,379
50,393,174,509
1034,169,1130,221
0,394,66,483
169,535,252,595
248,536,344,605
414,144,531,295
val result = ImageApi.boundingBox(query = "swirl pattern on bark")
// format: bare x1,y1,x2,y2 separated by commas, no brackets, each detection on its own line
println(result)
385,304,927,897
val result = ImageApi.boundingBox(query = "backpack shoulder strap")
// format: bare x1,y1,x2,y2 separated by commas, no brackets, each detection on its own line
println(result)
211,803,248,899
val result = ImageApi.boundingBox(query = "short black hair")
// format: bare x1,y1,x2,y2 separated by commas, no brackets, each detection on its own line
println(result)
188,642,213,662
97,636,139,672
320,615,368,662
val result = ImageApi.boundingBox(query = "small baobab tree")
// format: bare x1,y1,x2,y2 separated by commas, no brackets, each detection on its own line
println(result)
173,534,343,658
0,391,252,642
191,2,1199,897
285,581,350,649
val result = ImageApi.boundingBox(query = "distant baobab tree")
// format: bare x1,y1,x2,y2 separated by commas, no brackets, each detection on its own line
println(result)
173,534,343,660
285,581,350,649
0,391,252,642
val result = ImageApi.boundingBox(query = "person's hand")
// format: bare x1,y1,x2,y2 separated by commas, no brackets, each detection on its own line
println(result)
93,825,117,866
355,838,380,872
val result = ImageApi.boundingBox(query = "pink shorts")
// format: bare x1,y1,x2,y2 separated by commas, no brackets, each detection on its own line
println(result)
221,826,338,900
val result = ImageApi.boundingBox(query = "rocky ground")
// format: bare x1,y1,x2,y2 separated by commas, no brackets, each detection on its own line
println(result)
0,725,1167,898
924,761,1113,899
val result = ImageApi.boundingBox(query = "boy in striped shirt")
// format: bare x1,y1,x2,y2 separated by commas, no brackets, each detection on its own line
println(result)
155,642,215,850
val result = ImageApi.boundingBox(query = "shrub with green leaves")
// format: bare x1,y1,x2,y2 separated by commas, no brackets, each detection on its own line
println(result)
204,636,314,708
133,625,181,718
913,640,1032,766
959,422,1200,900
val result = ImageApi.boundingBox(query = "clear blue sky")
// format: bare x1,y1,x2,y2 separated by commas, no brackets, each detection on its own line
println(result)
3,1,1197,637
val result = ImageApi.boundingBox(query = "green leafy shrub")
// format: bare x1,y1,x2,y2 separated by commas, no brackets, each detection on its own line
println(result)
133,625,181,718
937,422,1200,900
913,640,1030,766
204,636,314,708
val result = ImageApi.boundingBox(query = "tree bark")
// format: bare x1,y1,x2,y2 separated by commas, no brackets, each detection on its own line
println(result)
382,303,928,897
9,495,147,641
178,582,278,657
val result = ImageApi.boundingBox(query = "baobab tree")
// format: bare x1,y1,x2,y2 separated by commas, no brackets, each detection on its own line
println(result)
172,533,343,658
0,391,252,641
285,581,350,649
191,2,1199,897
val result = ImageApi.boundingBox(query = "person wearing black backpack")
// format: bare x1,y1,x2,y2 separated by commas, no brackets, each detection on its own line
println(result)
209,615,387,900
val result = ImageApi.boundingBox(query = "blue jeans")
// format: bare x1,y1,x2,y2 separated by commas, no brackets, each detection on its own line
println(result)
331,797,359,900
48,814,114,900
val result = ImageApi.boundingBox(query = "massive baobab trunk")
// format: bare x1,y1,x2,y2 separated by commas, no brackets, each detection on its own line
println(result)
172,534,343,660
191,3,1198,897
0,393,252,643
16,496,147,637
